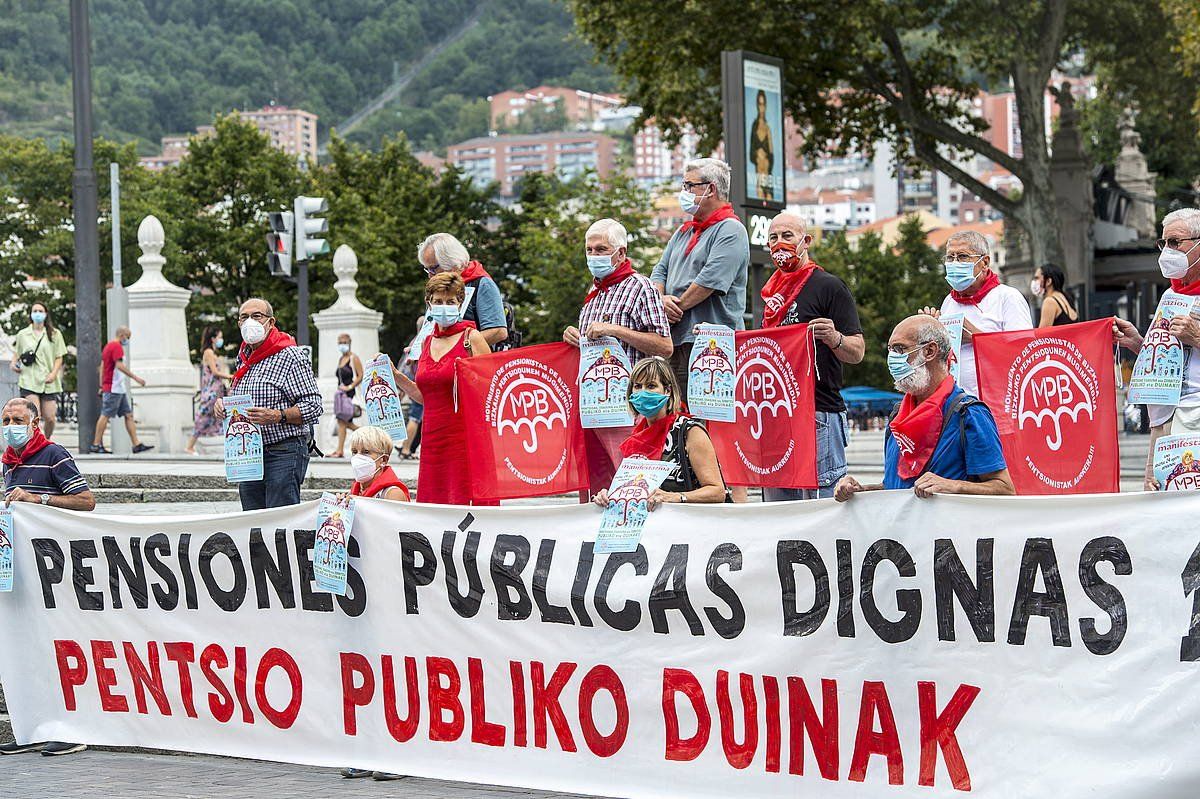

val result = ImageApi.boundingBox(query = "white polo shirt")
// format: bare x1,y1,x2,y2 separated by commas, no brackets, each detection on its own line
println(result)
941,282,1033,395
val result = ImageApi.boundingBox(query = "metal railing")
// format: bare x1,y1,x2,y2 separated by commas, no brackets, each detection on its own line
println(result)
56,391,79,424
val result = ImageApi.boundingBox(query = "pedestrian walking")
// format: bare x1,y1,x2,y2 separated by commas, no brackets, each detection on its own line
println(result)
185,325,231,454
90,325,153,454
9,302,67,439
330,333,363,458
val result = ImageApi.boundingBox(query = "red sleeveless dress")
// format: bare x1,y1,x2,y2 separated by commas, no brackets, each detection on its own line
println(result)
415,333,496,505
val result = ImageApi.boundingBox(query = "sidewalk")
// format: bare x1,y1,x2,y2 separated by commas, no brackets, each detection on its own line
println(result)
0,749,595,799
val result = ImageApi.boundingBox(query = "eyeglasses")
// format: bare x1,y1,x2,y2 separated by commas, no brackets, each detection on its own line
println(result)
885,342,928,356
237,311,271,323
945,253,984,263
1156,236,1200,252
681,180,712,192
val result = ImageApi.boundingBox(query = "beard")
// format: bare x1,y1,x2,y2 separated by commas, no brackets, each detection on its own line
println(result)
894,363,933,395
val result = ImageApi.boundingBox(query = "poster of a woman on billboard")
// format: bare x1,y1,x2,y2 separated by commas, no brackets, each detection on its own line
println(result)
744,59,783,204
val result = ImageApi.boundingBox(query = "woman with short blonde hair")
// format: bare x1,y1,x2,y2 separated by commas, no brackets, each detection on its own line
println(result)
346,425,409,501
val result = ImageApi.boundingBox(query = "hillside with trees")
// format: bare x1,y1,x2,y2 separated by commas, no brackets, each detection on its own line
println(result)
0,0,615,151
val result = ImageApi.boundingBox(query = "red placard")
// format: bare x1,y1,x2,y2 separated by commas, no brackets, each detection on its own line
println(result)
974,318,1119,495
456,342,589,500
708,325,817,488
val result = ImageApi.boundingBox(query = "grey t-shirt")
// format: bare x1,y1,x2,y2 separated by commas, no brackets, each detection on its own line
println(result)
650,218,749,345
465,276,506,332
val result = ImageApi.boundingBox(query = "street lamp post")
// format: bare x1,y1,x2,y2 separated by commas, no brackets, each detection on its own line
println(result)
70,0,101,452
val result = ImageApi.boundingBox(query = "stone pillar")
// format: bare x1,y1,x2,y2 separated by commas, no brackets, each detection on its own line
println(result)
1049,83,1094,297
125,216,196,454
312,245,383,453
1114,107,1158,240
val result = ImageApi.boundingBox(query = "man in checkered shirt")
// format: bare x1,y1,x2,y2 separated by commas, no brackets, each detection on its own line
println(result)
215,298,322,510
563,218,672,494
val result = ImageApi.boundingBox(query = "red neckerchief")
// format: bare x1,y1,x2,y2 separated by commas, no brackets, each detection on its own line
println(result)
351,466,411,500
761,245,822,328
890,376,956,479
459,260,491,283
231,327,296,388
620,412,680,460
1171,278,1200,297
950,270,1001,306
432,320,477,338
1,426,51,467
681,204,739,256
584,259,636,304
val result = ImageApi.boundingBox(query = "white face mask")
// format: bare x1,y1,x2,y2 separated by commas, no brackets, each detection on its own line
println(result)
1159,241,1200,280
241,318,267,345
350,454,378,483
1031,279,1044,297
338,343,350,354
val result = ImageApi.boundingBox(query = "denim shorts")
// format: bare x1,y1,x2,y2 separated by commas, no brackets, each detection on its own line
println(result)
100,391,132,418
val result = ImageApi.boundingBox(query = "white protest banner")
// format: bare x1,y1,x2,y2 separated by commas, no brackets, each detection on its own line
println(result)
1128,291,1194,405
4,493,1200,798
579,336,634,429
687,324,736,421
222,394,262,483
942,313,965,382
1153,434,1200,491
596,458,676,554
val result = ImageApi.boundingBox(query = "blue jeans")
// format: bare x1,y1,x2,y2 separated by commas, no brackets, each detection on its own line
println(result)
762,410,848,501
238,437,310,510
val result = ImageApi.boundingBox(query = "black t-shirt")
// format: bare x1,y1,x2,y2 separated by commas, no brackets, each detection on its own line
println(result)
781,270,862,413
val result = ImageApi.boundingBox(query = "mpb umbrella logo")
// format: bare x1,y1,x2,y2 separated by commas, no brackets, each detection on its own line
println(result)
607,473,651,527
486,358,574,484
225,411,259,456
732,336,803,474
691,339,734,395
1164,449,1200,491
363,372,399,419
1005,338,1100,488
580,347,628,404
1134,314,1182,377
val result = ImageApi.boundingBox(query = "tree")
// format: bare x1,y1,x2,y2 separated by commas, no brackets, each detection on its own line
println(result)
162,115,303,343
568,0,1184,267
309,133,499,356
504,170,654,344
813,216,946,389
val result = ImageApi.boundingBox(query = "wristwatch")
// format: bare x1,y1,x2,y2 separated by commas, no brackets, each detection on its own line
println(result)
679,493,688,504
278,408,286,424
833,333,844,350
39,493,50,506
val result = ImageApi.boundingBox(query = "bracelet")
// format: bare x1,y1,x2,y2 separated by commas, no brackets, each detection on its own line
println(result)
279,408,287,425
833,333,844,350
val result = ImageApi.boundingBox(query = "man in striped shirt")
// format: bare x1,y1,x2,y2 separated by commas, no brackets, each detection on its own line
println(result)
0,396,93,758
563,218,672,493
1,397,94,511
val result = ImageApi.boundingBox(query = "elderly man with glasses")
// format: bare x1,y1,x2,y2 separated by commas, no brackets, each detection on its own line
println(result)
1114,208,1200,490
214,298,322,510
417,232,508,350
650,158,749,396
835,315,1013,502
920,230,1031,396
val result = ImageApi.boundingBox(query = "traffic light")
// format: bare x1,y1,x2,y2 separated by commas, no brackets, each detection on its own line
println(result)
266,211,293,276
294,196,329,260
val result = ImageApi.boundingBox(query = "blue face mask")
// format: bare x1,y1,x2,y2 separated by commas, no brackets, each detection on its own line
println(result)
887,347,925,383
3,424,31,449
30,311,46,324
587,254,616,279
213,338,224,349
428,304,462,328
944,259,980,291
629,390,670,418
677,190,700,216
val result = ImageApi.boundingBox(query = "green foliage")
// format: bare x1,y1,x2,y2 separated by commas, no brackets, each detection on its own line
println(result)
503,171,654,344
0,0,614,153
813,216,946,389
0,133,168,344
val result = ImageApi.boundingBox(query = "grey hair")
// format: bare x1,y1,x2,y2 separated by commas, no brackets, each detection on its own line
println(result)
1163,208,1200,238
417,233,470,269
946,230,991,260
241,298,274,316
684,157,731,200
4,397,40,421
916,318,952,365
585,218,628,251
